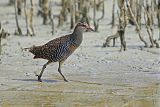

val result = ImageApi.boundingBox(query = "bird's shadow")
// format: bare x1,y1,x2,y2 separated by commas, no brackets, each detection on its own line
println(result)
12,78,58,83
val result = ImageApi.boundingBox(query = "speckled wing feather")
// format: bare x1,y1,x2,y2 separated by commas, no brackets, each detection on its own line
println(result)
29,34,78,62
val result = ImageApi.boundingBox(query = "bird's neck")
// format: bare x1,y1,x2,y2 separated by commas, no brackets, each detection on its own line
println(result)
71,29,83,46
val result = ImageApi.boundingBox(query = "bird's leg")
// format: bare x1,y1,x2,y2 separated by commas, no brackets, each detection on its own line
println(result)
36,61,51,82
58,61,68,82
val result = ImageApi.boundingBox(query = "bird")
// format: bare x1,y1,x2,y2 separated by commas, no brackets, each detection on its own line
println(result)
24,22,94,82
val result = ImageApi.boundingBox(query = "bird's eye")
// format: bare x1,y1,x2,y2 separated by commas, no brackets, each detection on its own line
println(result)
82,24,86,27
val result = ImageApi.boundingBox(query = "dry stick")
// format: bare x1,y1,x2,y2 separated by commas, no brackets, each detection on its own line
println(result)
136,0,143,29
62,0,68,22
103,32,119,47
97,0,105,22
146,0,154,27
14,0,22,35
17,0,23,15
74,0,80,23
153,0,157,10
57,11,64,27
93,0,97,31
58,0,66,27
93,0,105,31
0,36,1,54
119,6,127,51
39,0,42,8
126,0,148,47
42,0,49,25
50,15,54,35
151,0,155,25
70,1,75,29
8,0,14,5
143,5,155,47
0,23,10,54
111,0,115,28
24,0,31,36
48,4,54,35
0,23,1,54
29,0,35,36
37,0,42,16
158,0,160,40
144,3,159,48
117,0,125,9
0,24,10,54
117,2,127,51
81,4,90,25
144,12,154,47
119,28,126,51
159,15,160,40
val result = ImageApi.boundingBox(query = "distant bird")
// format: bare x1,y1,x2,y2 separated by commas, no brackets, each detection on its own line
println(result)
25,22,94,82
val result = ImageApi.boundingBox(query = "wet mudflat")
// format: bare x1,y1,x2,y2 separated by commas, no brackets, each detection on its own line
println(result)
0,80,159,107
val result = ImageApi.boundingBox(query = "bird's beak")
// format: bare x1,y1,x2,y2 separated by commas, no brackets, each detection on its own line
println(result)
86,26,94,32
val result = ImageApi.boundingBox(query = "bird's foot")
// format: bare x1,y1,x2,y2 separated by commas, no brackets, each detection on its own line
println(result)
36,75,42,82
64,79,68,82
38,78,42,82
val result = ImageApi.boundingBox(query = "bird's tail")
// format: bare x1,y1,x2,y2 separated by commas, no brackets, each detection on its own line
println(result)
23,47,30,51
22,45,35,52
23,45,43,59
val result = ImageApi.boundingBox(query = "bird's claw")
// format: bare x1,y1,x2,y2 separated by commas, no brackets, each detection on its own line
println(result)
35,75,42,82
64,79,68,82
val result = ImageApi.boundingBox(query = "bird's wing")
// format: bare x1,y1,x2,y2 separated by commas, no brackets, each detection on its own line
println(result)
43,35,70,51
37,35,70,61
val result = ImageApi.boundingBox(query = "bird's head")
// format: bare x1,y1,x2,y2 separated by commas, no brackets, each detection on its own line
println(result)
74,22,94,32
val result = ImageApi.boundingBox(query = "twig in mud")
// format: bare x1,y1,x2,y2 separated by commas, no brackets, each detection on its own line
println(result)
103,32,119,47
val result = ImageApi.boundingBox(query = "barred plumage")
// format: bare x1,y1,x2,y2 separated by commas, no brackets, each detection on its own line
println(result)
25,22,94,82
